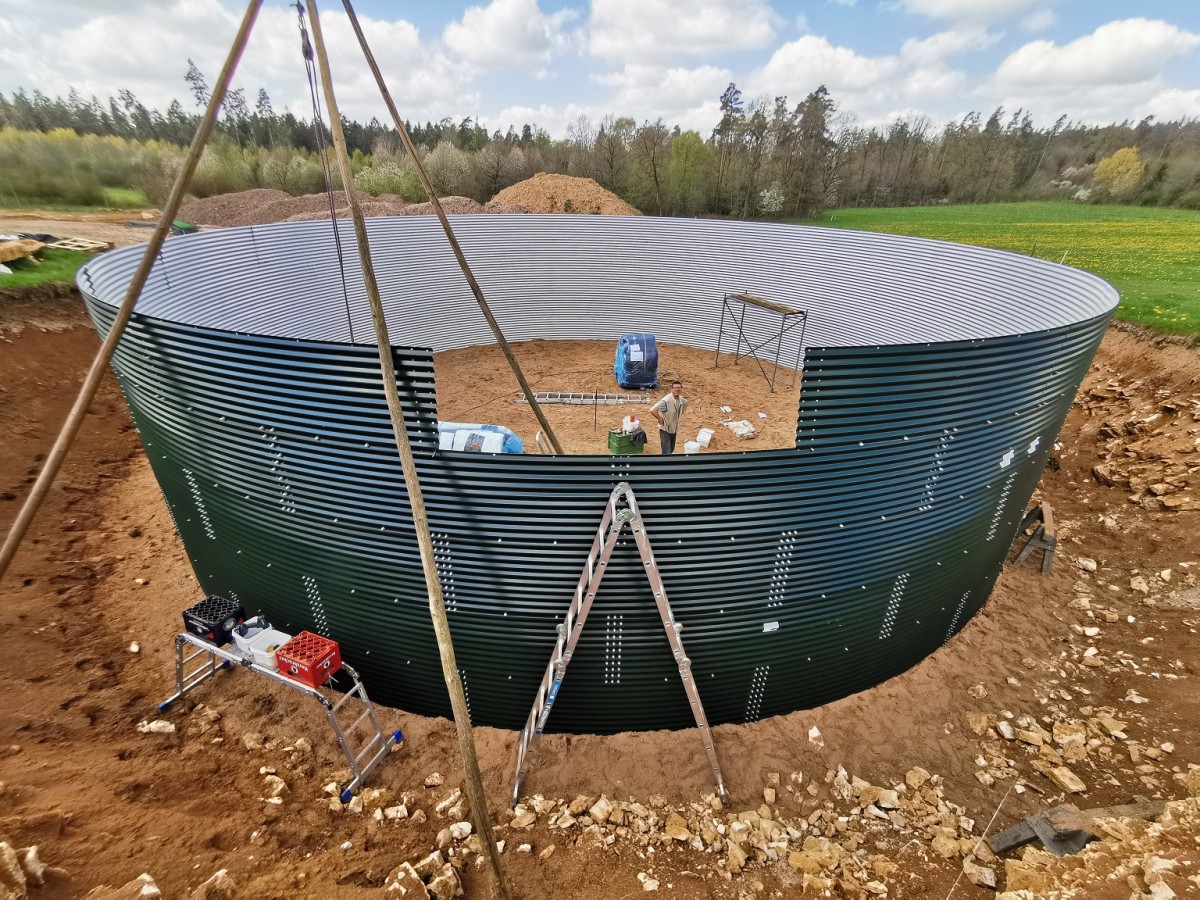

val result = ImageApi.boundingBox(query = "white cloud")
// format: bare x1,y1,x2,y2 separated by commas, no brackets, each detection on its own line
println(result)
0,1,479,126
995,18,1200,88
754,35,898,96
900,0,1044,24
1021,9,1055,32
442,0,579,71
900,27,998,66
994,78,1196,128
593,63,733,125
588,0,779,63
748,30,1014,127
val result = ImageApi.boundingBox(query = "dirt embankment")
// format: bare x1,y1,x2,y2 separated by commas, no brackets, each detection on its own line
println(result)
0,292,1198,897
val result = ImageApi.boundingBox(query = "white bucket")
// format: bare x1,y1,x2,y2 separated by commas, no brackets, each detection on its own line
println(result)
232,615,270,654
697,428,714,448
249,629,292,670
683,440,701,455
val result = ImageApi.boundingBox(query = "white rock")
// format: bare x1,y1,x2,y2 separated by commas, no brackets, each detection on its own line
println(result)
517,844,532,853
19,845,45,885
383,804,408,820
1159,569,1173,582
1130,576,1150,594
435,788,462,814
962,858,996,889
129,642,140,653
808,726,823,747
637,872,660,891
449,821,473,840
341,841,353,851
1077,558,1098,572
136,720,176,734
424,772,444,788
0,843,26,895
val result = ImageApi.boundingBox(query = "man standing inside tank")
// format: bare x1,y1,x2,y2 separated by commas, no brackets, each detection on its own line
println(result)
650,380,688,455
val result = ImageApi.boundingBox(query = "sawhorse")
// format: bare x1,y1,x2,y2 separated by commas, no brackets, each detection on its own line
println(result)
1012,502,1057,575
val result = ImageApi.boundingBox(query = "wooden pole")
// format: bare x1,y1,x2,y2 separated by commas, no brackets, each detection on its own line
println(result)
303,4,511,898
0,0,265,584
339,0,564,457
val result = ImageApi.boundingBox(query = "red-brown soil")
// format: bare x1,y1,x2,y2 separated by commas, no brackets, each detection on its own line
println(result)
1,288,1198,897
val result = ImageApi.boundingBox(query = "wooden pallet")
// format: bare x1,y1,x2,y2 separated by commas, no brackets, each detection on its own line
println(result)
53,237,112,253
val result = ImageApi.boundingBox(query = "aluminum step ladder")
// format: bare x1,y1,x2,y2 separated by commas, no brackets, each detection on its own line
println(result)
158,632,403,802
512,481,729,807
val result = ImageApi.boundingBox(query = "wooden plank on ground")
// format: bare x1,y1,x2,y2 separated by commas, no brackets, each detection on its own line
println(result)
52,238,113,253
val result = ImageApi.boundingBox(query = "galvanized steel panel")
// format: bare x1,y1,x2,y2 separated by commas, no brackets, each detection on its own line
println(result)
79,216,1116,732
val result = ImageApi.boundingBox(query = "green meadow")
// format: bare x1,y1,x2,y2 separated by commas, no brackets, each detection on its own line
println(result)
813,203,1200,337
0,247,92,288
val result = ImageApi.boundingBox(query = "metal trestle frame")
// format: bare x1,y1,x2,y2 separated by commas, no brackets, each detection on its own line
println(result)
512,482,729,807
158,632,403,802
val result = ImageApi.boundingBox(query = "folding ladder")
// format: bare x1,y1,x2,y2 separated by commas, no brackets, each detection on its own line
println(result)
158,632,402,802
512,481,728,807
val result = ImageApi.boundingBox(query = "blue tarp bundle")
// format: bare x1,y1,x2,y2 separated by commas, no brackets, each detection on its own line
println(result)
437,422,524,454
613,333,659,389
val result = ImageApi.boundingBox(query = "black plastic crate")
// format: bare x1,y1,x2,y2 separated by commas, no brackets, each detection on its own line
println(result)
182,595,246,647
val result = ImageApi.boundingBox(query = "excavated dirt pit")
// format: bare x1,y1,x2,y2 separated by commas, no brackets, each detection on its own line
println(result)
1,219,1199,898
433,340,800,455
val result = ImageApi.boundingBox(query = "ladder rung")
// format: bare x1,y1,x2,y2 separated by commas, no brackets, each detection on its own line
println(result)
332,685,364,714
354,738,384,767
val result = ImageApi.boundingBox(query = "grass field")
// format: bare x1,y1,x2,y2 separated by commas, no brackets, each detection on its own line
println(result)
0,247,92,288
0,187,148,214
813,202,1200,336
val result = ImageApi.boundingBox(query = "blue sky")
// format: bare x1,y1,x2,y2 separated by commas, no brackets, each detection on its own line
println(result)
1,1,1197,138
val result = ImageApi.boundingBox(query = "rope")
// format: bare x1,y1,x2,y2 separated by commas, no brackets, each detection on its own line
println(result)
295,1,356,344
944,777,1018,899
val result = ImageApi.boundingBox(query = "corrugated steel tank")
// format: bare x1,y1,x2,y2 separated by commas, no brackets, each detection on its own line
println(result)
79,215,1117,732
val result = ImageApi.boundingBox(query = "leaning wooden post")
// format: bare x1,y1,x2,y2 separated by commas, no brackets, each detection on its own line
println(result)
0,0,265,584
303,3,511,898
339,0,564,457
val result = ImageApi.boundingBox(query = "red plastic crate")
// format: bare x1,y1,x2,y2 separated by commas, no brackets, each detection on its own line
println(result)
276,631,341,687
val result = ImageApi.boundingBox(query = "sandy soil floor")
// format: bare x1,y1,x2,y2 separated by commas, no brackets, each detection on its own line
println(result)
1,288,1198,898
434,339,801,454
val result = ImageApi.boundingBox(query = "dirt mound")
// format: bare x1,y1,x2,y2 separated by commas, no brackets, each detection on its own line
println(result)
181,190,413,227
180,189,531,227
400,196,485,216
178,188,291,226
484,200,530,214
491,172,640,215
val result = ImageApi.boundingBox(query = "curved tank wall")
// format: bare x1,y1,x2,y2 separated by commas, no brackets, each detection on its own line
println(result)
79,216,1117,733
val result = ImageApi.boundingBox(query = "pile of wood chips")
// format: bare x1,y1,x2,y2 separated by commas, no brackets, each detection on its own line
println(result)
491,173,641,215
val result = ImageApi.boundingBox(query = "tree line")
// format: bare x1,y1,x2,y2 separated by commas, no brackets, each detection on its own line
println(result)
2,67,1199,213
